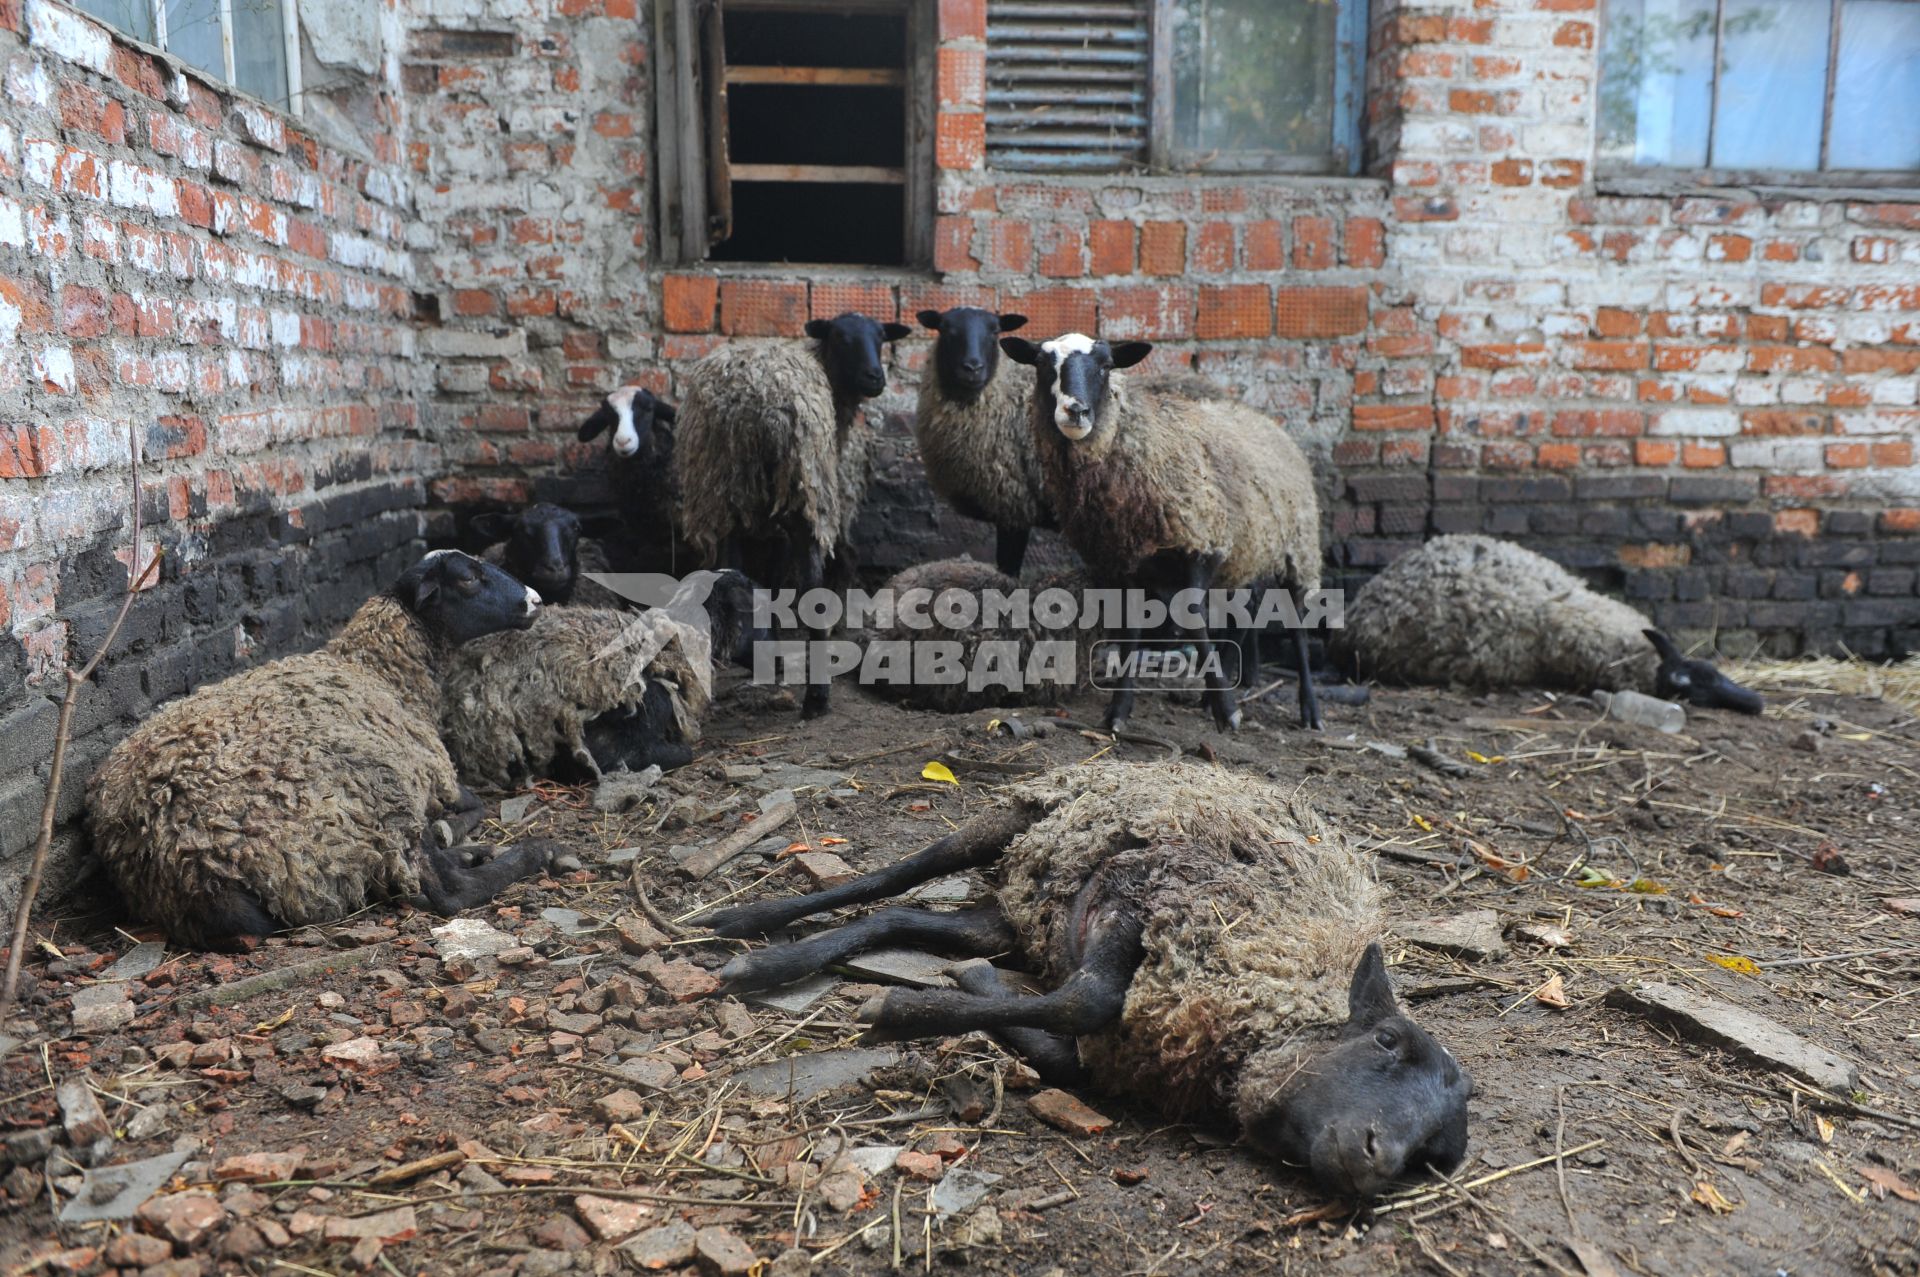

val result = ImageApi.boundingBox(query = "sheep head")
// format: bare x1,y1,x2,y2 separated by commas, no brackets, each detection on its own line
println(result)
806,312,912,401
918,307,1028,402
394,550,540,646
1001,332,1151,442
579,386,677,460
470,504,620,606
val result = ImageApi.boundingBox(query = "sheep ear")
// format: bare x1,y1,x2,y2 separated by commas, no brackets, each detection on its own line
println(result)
804,318,833,340
580,513,626,539
917,309,944,331
469,512,513,544
997,313,1029,333
1643,628,1679,660
1347,943,1399,1028
1109,341,1154,369
1000,337,1042,366
578,404,615,442
652,397,677,424
409,572,440,612
882,322,913,343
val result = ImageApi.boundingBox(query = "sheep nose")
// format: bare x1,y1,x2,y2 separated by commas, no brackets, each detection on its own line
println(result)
523,587,542,615
960,360,985,377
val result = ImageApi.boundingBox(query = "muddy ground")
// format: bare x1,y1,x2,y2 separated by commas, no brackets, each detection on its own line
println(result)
4,668,1918,1277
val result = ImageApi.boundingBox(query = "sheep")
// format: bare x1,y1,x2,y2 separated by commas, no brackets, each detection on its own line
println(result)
911,308,1048,576
576,385,684,572
705,759,1472,1199
472,503,626,610
672,311,911,718
863,555,1096,712
87,551,555,950
440,569,759,786
1001,334,1325,733
1330,534,1764,712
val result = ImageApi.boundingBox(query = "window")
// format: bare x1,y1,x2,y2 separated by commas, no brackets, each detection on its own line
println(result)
986,0,1366,175
71,0,303,112
653,0,935,266
1598,0,1920,179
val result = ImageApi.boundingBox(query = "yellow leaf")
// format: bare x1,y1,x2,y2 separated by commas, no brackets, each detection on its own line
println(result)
922,761,958,785
255,1005,295,1033
1691,1181,1738,1213
1534,973,1570,1009
819,837,848,846
1410,813,1434,832
1815,1114,1834,1145
1839,732,1871,741
1466,751,1506,764
1628,877,1666,895
1707,954,1761,976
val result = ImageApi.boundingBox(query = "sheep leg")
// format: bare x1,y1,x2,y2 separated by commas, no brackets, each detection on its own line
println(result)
994,525,1031,578
858,913,1143,1040
702,805,1034,938
1102,607,1140,732
948,958,1088,1084
1292,618,1322,731
798,540,831,719
409,838,555,916
1185,551,1239,732
717,906,1014,994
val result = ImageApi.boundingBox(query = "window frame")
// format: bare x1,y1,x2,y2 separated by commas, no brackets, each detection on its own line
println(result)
1594,0,1920,188
651,0,935,268
69,0,304,115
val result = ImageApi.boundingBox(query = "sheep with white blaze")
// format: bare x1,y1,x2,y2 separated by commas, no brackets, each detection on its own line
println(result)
87,552,555,949
1002,334,1326,732
705,760,1472,1199
576,385,682,571
672,311,911,718
1330,534,1763,712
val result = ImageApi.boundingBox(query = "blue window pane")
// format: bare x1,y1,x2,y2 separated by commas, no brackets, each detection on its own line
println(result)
1597,0,1717,168
73,0,157,43
232,0,289,107
1711,0,1830,169
1169,0,1341,159
165,0,227,80
1828,0,1920,169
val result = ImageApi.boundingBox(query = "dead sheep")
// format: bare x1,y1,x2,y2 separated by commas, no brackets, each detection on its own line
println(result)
473,503,626,610
87,551,556,949
1003,334,1325,732
864,555,1095,713
575,385,683,572
440,569,759,786
706,759,1472,1199
672,312,911,718
1331,534,1763,712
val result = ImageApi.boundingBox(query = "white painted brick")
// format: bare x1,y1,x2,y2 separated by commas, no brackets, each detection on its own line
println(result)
1728,439,1821,470
6,56,54,109
26,0,113,76
423,327,529,359
33,346,75,393
270,310,302,347
0,294,21,349
22,138,55,188
235,103,287,152
1650,408,1739,437
1733,379,1779,406
0,195,23,249
1872,378,1917,406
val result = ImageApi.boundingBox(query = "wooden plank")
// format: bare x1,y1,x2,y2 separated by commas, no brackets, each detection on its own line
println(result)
725,65,906,86
730,163,907,184
679,799,797,880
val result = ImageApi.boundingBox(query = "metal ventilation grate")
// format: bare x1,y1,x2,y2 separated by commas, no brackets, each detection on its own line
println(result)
985,0,1151,172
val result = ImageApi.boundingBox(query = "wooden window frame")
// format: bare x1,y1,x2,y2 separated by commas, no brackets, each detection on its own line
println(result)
652,0,936,268
1594,0,1920,188
69,0,303,114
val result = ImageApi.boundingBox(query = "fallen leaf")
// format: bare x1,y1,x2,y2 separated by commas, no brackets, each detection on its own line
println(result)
1686,892,1743,919
1627,877,1666,894
1861,1166,1920,1203
1815,1114,1835,1145
819,837,848,846
1691,1181,1738,1213
1534,973,1570,1009
922,761,958,785
1707,954,1761,977
1883,898,1920,915
1577,866,1620,889
777,842,812,858
1811,843,1852,876
1410,813,1434,832
1465,750,1507,764
255,1005,296,1032
1566,1239,1627,1277
1838,732,1871,741
1514,923,1572,949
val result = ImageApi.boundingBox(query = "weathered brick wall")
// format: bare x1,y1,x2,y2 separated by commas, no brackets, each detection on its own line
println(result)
0,0,428,908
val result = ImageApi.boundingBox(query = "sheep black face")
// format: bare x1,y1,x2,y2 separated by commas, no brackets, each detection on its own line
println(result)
1644,629,1765,715
1001,333,1153,441
471,504,621,606
578,386,677,460
1237,944,1472,1200
702,567,766,667
918,307,1029,402
806,312,913,401
393,550,540,646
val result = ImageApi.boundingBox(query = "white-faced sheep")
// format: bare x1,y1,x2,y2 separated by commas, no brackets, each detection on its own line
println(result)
87,552,555,949
576,385,684,572
473,503,626,610
1002,334,1325,732
672,312,911,718
864,555,1096,712
1330,534,1763,712
706,760,1472,1199
440,569,760,786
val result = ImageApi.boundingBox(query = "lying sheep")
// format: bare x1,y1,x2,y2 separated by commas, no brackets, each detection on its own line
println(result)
88,552,554,949
1003,334,1325,732
706,760,1472,1199
441,569,758,786
576,385,684,572
1331,535,1763,712
473,503,625,610
912,308,1047,576
673,312,911,718
864,555,1095,712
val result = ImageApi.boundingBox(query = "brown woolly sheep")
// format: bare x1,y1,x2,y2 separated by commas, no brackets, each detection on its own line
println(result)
1002,334,1325,732
672,312,911,718
706,760,1472,1199
87,552,555,949
1330,535,1763,712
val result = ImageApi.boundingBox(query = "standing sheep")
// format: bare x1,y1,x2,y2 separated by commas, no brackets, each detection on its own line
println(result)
706,760,1472,1199
911,308,1047,576
473,503,626,610
88,552,554,949
1330,534,1763,712
1002,334,1325,732
576,385,685,572
672,311,911,718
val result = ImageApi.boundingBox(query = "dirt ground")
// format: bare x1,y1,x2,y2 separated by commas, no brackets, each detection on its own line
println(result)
4,666,1919,1277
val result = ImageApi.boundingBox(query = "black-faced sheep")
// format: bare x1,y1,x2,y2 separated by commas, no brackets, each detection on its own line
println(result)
1330,535,1763,713
473,503,625,610
576,385,684,573
87,552,555,949
672,311,911,718
706,760,1472,1199
1002,334,1325,733
441,569,760,786
912,308,1048,576
864,555,1095,713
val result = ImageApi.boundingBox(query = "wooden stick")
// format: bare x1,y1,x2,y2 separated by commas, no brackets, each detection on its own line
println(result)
174,945,387,1010
679,799,796,880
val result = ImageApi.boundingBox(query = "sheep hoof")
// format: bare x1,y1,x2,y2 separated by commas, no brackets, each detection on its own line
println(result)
551,852,583,873
430,819,455,849
1212,703,1243,733
854,991,890,1024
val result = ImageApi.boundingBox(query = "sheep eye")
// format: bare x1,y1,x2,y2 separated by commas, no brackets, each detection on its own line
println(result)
1374,1027,1399,1051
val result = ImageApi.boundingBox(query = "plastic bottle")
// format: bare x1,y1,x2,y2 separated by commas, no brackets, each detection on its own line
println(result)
1592,688,1686,734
